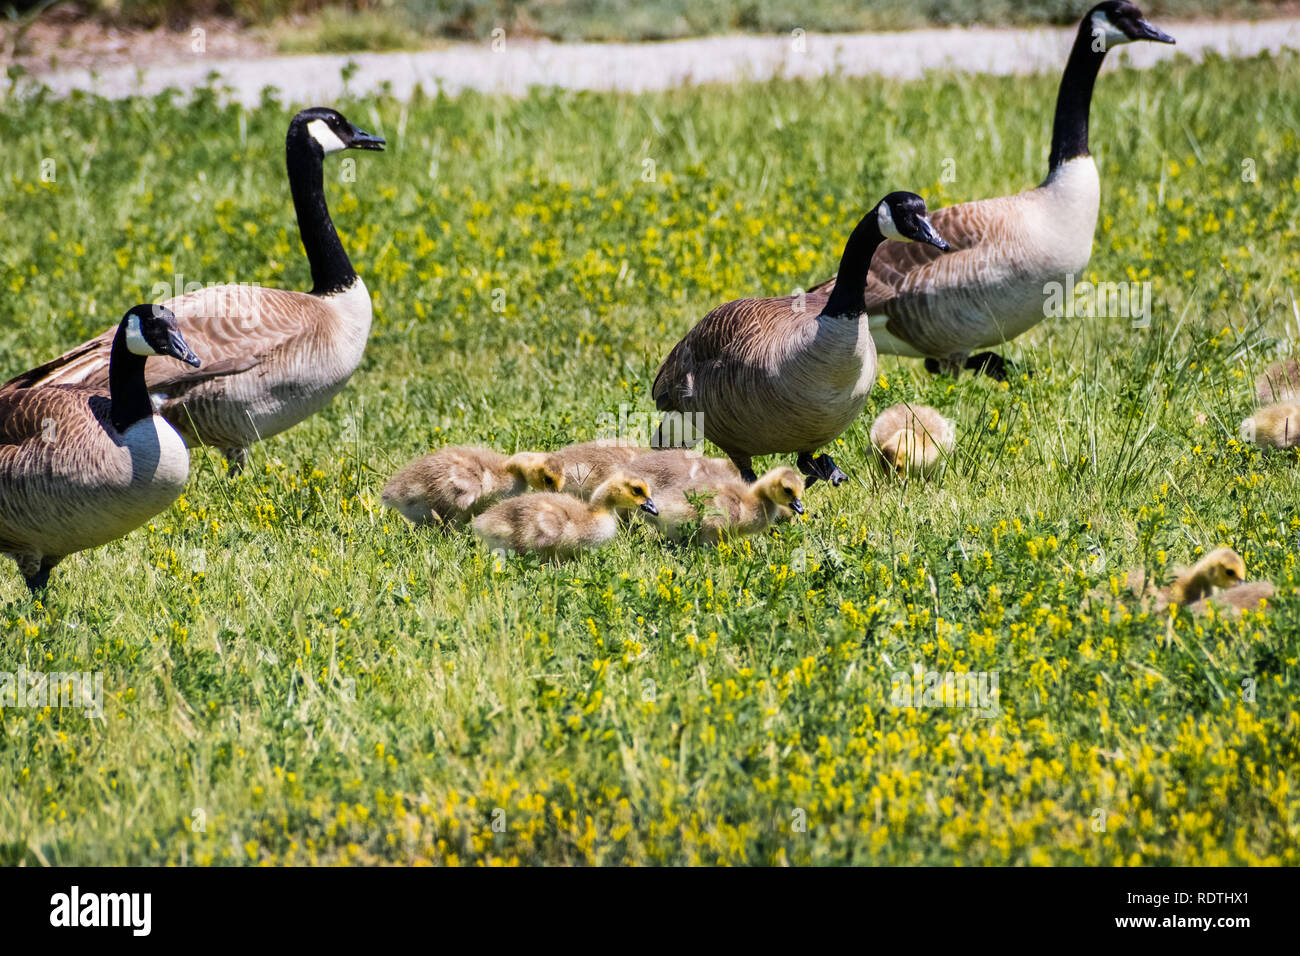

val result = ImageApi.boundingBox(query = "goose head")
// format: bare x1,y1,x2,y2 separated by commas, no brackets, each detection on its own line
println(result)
754,467,806,515
505,452,566,492
876,192,949,251
292,107,387,156
1087,2,1175,49
1194,548,1247,590
123,305,201,367
601,472,658,516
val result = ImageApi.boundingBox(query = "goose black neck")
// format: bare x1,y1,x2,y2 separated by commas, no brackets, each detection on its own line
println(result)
1047,19,1108,172
821,211,886,318
108,325,154,433
287,128,356,296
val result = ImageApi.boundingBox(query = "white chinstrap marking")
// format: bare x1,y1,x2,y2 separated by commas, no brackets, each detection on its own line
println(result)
877,202,905,241
123,315,155,356
307,118,348,153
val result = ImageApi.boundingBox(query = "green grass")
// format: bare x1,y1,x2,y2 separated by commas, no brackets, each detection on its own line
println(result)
1,50,1298,865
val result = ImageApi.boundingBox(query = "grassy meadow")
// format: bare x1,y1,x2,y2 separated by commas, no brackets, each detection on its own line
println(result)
1,50,1299,865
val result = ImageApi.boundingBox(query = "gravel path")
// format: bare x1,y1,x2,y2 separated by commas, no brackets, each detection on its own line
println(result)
20,18,1300,105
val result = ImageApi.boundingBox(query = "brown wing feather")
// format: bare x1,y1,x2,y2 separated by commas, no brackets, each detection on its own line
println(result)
15,285,327,392
654,296,809,412
807,198,1017,335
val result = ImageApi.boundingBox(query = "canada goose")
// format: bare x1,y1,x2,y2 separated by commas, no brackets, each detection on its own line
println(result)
0,305,200,593
653,192,948,486
1187,581,1277,616
808,1,1174,380
472,472,657,561
1256,358,1299,403
5,107,385,475
381,447,565,526
869,403,956,477
648,466,805,545
1240,402,1300,450
553,440,646,499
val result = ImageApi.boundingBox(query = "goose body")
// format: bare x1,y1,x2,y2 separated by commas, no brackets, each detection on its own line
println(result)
1188,581,1276,616
472,472,656,561
7,108,385,473
810,2,1174,377
654,192,948,485
382,446,564,526
0,306,201,592
870,403,956,477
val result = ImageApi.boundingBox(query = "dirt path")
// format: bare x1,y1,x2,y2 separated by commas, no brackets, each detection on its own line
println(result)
15,18,1300,105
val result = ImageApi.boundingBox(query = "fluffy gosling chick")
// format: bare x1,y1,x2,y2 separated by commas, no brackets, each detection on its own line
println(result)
651,466,805,545
1165,547,1247,608
869,404,956,477
1188,581,1277,616
472,471,657,561
626,449,741,491
1240,401,1300,450
382,447,564,526
554,440,647,499
1256,358,1299,403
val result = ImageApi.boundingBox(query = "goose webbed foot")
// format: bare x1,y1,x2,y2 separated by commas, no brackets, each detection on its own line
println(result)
965,352,1026,381
797,452,847,488
738,467,758,483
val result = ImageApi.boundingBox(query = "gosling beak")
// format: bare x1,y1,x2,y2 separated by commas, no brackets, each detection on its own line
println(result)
639,499,659,517
790,498,805,516
349,127,387,151
165,329,202,368
915,217,950,252
1132,19,1176,44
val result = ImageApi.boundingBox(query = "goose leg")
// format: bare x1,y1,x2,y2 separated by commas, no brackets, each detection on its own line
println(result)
223,446,249,477
24,557,57,595
728,452,757,484
924,356,967,378
965,352,1024,381
798,452,847,488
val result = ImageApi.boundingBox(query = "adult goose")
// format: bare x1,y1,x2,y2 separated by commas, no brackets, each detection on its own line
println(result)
808,1,1174,379
7,108,385,474
653,192,948,486
0,306,200,593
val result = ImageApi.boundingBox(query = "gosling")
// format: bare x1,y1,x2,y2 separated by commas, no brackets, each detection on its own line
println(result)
554,439,646,499
1164,547,1248,608
649,466,805,545
382,446,564,526
1187,581,1276,616
869,404,955,477
1240,402,1299,450
472,471,657,561
1256,358,1299,403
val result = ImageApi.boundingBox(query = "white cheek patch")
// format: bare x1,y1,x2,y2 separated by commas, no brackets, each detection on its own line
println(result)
1090,11,1132,48
124,315,156,356
877,203,907,242
307,118,348,154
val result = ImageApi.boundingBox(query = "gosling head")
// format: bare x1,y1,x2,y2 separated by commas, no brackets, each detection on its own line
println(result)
599,472,658,516
292,107,387,156
753,467,806,515
1195,547,1247,589
122,304,201,367
876,192,949,252
1087,2,1175,50
506,452,566,492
